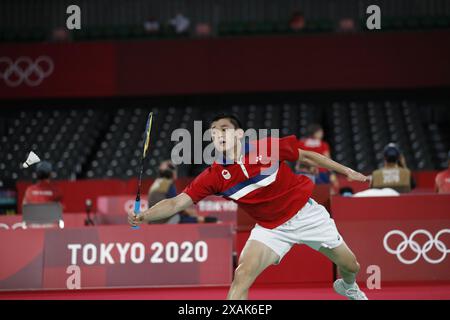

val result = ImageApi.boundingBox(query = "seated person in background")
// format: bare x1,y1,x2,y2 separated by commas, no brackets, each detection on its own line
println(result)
23,161,62,206
370,143,413,193
169,12,190,34
148,160,217,224
143,17,160,34
289,10,306,31
339,187,354,197
195,22,211,37
435,150,450,194
338,18,356,33
51,26,69,42
297,124,340,193
295,161,318,183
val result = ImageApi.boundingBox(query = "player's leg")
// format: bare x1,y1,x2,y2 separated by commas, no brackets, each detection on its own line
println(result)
296,199,367,300
227,239,279,300
319,242,367,300
319,242,360,287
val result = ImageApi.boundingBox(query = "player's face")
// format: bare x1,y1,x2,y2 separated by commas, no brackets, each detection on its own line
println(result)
313,129,324,140
210,119,242,153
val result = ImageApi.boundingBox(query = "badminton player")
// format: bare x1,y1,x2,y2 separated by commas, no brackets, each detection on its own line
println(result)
128,114,368,300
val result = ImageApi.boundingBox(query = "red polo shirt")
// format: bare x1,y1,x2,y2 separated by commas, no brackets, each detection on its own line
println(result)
23,180,62,204
183,135,314,229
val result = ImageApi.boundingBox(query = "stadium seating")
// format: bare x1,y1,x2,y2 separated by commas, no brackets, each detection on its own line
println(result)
0,108,107,183
1,0,450,43
0,97,448,187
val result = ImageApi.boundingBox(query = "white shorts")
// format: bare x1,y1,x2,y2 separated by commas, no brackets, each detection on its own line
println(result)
248,198,343,264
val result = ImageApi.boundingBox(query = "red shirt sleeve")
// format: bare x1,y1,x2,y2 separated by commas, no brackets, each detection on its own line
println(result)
298,138,306,150
277,135,301,162
182,167,219,204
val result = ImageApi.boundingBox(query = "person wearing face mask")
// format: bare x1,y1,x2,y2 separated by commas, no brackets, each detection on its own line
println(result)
370,143,414,193
147,160,216,224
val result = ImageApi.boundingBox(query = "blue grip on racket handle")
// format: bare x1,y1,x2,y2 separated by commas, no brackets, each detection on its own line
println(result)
132,200,140,230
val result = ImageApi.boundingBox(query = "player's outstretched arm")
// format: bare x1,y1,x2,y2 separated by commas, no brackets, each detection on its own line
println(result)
127,193,193,227
298,149,368,182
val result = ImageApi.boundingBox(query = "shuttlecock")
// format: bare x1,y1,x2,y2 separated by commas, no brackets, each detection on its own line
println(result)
23,151,41,168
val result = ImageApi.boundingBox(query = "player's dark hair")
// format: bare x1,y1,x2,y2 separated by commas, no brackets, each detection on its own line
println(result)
210,113,243,130
307,123,323,137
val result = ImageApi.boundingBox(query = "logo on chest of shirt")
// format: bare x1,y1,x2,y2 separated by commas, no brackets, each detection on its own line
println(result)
222,169,231,180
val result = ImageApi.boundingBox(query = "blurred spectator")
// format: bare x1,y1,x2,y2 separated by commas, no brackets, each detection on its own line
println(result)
51,27,69,42
370,143,413,193
339,187,354,197
338,18,356,32
144,17,160,34
23,161,62,205
295,161,318,183
195,23,211,37
289,10,306,31
148,160,216,224
147,160,178,223
169,12,190,34
297,124,340,193
435,151,450,194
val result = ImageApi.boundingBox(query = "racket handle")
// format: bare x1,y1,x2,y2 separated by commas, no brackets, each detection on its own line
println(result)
132,200,141,230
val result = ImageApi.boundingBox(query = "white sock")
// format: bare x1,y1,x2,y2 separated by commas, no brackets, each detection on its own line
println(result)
342,279,357,289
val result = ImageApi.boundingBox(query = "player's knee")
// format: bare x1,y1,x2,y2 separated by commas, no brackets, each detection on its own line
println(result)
233,263,256,284
339,255,360,274
346,258,360,274
350,259,360,274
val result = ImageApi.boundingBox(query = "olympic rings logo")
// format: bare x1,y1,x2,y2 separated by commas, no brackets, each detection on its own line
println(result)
0,56,54,87
383,229,450,265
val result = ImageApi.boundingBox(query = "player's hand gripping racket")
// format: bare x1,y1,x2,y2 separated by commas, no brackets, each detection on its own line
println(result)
132,112,153,229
